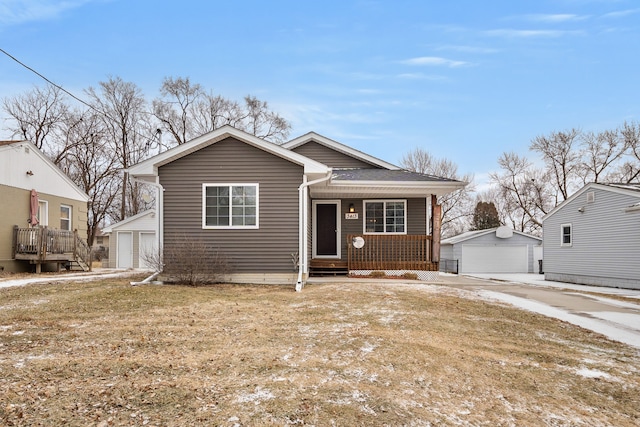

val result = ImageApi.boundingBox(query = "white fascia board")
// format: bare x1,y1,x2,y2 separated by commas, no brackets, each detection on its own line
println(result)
1,141,89,202
127,125,329,178
284,132,400,170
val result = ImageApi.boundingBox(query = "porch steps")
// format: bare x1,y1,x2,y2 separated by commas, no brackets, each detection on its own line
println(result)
309,260,349,277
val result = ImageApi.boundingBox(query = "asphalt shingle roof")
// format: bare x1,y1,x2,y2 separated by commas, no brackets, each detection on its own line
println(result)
331,168,460,183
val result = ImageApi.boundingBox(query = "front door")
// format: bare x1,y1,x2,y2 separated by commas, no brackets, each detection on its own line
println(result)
314,201,340,258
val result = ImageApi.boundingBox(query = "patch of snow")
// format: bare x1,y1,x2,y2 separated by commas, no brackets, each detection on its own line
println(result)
576,368,611,380
478,290,640,350
235,387,274,405
12,330,25,335
360,342,376,354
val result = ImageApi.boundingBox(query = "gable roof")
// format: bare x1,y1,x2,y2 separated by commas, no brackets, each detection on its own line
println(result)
127,126,329,180
441,227,542,245
542,182,640,221
102,209,156,233
282,132,400,170
0,140,89,201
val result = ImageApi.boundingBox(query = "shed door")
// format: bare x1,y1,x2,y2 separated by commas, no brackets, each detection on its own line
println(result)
139,232,156,270
461,245,528,273
117,231,133,269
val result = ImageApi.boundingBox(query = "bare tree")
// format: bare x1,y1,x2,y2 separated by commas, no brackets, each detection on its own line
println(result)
86,76,152,221
489,152,553,235
2,84,68,150
55,109,121,246
530,129,581,200
152,76,291,147
579,128,628,184
400,147,474,238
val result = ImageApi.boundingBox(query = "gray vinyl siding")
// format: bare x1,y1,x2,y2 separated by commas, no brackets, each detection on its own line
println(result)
543,187,640,289
291,141,381,169
447,231,541,273
159,137,303,274
333,197,427,262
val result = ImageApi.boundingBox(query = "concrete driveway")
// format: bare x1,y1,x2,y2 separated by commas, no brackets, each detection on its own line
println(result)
440,273,640,350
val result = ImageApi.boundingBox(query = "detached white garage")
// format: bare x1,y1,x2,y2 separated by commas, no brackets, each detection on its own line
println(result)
440,226,542,274
103,210,158,269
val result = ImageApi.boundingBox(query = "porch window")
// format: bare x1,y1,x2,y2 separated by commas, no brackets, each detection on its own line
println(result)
60,205,72,231
203,184,258,229
561,223,572,247
364,200,406,234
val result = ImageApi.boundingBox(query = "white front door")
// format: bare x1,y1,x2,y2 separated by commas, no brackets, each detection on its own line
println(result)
117,232,133,269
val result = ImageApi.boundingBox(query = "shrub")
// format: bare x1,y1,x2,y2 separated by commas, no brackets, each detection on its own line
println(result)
402,272,419,280
369,270,386,278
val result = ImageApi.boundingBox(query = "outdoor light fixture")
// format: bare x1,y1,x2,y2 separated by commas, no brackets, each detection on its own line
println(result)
578,206,585,213
349,203,355,213
26,170,33,176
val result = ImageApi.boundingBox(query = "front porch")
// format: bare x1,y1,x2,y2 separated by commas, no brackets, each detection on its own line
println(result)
310,234,438,279
12,226,92,273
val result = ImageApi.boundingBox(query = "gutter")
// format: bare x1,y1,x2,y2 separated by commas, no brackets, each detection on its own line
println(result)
296,170,332,291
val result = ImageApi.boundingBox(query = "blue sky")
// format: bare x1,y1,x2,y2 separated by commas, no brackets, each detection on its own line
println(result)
1,0,639,187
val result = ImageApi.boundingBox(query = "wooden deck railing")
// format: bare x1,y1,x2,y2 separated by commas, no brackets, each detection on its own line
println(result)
347,234,437,271
12,226,92,272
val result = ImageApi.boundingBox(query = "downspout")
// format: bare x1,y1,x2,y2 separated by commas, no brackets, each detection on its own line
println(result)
296,170,332,291
128,174,165,285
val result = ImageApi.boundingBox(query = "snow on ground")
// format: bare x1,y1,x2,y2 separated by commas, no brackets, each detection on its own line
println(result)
477,289,640,350
0,269,147,289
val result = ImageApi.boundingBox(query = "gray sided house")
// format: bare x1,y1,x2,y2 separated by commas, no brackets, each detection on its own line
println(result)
127,126,466,288
440,226,542,274
542,183,640,290
0,140,90,273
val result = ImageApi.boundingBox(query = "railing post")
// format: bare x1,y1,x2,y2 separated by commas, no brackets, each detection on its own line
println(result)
12,225,18,258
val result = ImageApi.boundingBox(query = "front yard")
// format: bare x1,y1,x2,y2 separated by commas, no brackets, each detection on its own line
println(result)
1,276,639,426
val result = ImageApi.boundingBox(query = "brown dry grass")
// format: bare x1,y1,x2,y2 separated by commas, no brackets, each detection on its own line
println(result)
1,277,639,426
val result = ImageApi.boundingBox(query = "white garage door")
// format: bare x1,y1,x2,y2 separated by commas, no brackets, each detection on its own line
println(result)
461,245,528,273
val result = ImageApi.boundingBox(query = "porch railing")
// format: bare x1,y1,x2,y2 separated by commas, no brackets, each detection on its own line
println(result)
12,226,92,271
347,234,436,271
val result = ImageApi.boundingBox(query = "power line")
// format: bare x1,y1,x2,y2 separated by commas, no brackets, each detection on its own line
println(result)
1,47,98,113
0,47,160,144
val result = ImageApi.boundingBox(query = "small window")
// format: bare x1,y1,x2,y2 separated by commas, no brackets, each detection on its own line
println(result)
60,205,72,231
364,200,406,234
561,223,572,247
203,184,258,229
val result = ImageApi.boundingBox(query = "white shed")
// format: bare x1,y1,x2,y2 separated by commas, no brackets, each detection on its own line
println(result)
440,226,542,274
103,210,157,269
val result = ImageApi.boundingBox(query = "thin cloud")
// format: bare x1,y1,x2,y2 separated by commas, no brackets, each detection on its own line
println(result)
401,56,469,68
602,9,640,19
397,73,448,81
0,0,95,25
522,13,589,23
435,45,499,54
484,29,585,38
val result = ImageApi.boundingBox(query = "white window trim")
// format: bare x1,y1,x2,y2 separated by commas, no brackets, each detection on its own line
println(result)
60,204,72,231
363,199,407,235
37,200,48,227
202,183,259,230
561,223,572,247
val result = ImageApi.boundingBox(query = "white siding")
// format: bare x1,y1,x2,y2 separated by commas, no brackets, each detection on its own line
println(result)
543,187,640,289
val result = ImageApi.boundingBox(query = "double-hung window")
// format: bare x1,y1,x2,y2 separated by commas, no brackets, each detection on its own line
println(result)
60,205,72,231
203,184,258,229
561,223,572,247
364,200,406,234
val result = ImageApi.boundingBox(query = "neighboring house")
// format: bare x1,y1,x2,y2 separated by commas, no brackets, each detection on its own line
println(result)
91,227,110,262
440,226,543,274
102,210,157,269
127,125,466,288
542,183,640,290
0,140,90,273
